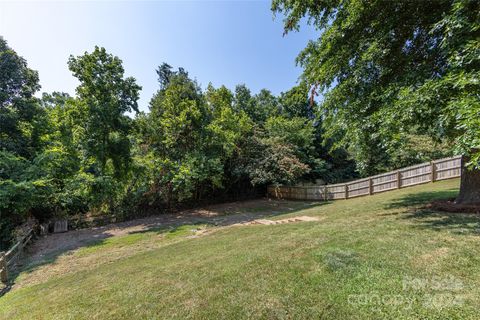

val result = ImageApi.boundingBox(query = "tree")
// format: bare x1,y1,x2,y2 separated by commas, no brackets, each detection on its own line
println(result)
0,37,43,158
264,116,315,163
246,116,316,186
233,84,256,117
156,62,174,89
277,82,358,182
149,69,207,155
205,85,253,192
0,38,49,247
68,47,141,178
253,89,280,123
145,68,213,203
279,82,313,118
205,83,234,115
144,71,258,203
247,133,310,186
273,0,480,203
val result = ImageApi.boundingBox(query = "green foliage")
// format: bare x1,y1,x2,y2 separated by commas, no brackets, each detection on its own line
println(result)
0,37,44,159
233,84,255,116
233,85,280,123
388,135,455,169
68,46,141,177
252,89,280,123
273,0,478,174
143,71,257,203
244,116,319,186
278,82,312,118
0,150,53,247
149,70,207,154
0,30,361,249
264,116,315,162
247,135,310,186
146,70,210,201
392,0,480,168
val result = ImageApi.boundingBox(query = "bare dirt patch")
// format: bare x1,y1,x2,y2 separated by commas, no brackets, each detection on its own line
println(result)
413,247,450,268
13,198,318,289
238,216,321,226
428,199,480,214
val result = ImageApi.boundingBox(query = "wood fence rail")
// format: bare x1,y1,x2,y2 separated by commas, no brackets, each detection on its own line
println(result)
267,156,462,201
0,228,34,285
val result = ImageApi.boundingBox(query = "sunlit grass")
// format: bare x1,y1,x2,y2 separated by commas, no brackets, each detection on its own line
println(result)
2,179,480,319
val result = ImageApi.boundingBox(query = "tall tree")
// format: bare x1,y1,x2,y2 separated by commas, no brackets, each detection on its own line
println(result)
279,82,312,118
146,68,212,202
253,89,280,123
149,69,207,155
68,47,141,178
233,85,280,123
273,0,480,203
156,62,174,89
205,83,234,116
0,37,43,158
233,84,256,118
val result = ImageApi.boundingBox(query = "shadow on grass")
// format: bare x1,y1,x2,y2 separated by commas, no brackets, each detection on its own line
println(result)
384,188,459,210
384,188,480,235
127,200,329,235
4,199,327,291
4,223,203,294
404,209,480,235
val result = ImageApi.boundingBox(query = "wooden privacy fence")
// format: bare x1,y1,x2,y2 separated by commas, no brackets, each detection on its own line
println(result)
0,228,34,285
268,156,462,201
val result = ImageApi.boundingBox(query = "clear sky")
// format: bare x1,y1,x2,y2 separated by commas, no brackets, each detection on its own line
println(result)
0,0,317,113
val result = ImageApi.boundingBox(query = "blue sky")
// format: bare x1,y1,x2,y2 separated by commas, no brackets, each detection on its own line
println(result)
0,1,317,112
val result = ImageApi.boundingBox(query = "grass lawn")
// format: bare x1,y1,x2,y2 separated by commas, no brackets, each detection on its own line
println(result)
1,178,480,319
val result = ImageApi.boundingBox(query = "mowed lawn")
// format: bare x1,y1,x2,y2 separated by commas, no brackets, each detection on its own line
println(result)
2,178,480,319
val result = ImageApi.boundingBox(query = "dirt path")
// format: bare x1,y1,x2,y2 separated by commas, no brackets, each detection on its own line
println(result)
21,199,317,273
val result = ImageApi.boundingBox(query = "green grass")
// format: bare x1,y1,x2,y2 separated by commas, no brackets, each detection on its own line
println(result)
2,179,480,319
76,224,209,256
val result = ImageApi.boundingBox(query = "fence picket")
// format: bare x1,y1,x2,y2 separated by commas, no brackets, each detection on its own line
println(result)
268,156,462,200
0,252,7,284
1,228,35,284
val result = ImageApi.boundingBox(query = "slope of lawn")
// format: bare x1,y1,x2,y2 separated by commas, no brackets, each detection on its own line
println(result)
1,178,480,319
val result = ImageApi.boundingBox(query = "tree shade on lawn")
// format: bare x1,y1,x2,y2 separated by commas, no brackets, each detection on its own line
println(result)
2,179,480,319
272,0,480,203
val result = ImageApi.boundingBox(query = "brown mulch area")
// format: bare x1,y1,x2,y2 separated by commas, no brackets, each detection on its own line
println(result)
428,198,480,214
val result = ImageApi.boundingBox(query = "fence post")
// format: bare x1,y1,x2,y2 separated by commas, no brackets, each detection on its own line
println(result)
397,171,401,189
431,161,436,182
369,178,373,195
345,184,349,199
0,252,8,284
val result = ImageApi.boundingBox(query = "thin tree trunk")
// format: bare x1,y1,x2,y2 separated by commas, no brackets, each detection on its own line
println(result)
455,157,480,204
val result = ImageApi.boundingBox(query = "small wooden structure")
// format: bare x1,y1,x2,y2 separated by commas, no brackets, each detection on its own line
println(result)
53,220,68,233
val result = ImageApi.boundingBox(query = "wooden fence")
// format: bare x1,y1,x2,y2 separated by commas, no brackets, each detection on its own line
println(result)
0,228,34,285
267,156,462,201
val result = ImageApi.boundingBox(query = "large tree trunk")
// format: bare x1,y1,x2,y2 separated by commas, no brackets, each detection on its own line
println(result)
455,158,480,204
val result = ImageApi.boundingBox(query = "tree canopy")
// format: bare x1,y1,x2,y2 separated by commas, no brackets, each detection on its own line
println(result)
2,0,475,249
273,0,479,202
68,47,141,178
